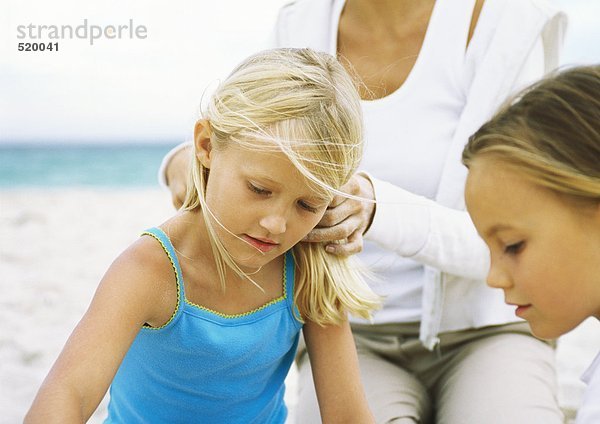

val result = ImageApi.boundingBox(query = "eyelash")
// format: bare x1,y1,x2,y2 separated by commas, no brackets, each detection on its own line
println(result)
298,200,318,214
504,241,524,255
247,182,319,214
248,182,270,196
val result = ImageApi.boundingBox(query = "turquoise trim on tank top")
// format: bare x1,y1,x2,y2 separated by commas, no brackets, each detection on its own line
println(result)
140,228,184,330
140,227,300,327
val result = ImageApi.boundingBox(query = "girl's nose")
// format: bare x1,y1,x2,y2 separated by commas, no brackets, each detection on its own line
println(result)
259,214,287,235
486,261,512,290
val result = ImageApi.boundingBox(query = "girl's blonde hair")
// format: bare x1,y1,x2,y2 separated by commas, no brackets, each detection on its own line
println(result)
182,48,380,325
463,65,600,202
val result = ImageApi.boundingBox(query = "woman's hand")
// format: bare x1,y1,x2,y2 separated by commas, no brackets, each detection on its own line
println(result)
304,173,376,256
165,145,192,209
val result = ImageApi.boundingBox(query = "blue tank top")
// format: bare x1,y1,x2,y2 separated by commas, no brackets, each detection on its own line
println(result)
105,227,303,423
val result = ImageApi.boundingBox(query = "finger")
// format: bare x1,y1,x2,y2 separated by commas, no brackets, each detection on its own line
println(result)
328,177,361,208
325,231,363,256
328,194,346,209
304,219,357,243
318,199,362,228
318,205,348,228
342,176,361,195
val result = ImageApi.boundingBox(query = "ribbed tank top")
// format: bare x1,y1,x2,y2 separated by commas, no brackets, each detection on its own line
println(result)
105,227,303,423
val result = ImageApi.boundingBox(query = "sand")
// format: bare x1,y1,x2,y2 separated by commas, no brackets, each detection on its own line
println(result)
1,188,597,423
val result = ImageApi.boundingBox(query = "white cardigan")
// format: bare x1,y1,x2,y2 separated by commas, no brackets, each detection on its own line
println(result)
272,0,566,349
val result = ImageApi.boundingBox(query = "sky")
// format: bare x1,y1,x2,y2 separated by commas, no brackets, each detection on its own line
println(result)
1,0,599,145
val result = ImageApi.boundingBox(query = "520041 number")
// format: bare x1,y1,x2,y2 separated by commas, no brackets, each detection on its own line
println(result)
18,42,59,52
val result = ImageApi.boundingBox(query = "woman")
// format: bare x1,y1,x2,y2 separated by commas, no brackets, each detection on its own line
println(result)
162,0,567,421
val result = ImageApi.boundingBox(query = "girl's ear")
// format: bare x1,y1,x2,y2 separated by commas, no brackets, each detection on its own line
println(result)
194,119,212,168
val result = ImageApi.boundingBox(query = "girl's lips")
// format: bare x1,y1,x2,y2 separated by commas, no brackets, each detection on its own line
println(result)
515,304,532,317
242,235,279,253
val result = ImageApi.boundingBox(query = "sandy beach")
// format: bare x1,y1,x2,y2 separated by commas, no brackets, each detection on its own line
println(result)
1,188,598,423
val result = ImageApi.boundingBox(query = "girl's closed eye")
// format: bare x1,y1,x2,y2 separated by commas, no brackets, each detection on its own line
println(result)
298,200,319,214
248,182,271,196
504,241,525,255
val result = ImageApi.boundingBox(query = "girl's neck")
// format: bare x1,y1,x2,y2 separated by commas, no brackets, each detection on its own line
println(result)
163,211,285,314
164,209,211,260
165,209,278,285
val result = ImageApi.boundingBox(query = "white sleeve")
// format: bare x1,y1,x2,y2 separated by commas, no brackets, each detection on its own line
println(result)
364,176,490,280
364,36,547,281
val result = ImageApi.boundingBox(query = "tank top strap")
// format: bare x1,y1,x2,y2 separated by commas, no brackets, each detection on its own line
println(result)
421,0,478,68
141,227,186,305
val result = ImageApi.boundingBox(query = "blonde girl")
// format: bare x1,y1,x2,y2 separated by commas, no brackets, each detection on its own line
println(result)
462,65,600,423
25,48,380,424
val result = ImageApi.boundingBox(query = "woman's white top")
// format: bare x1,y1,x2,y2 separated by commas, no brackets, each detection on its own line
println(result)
577,351,600,423
271,0,566,348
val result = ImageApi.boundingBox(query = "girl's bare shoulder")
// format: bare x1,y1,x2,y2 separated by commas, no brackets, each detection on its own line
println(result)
99,234,179,327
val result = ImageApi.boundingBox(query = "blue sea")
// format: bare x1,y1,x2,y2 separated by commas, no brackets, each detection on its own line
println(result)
0,143,176,187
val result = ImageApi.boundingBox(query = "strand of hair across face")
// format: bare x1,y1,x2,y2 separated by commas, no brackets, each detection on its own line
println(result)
197,195,269,290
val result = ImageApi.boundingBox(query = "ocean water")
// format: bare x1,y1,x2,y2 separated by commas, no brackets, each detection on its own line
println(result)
0,144,176,187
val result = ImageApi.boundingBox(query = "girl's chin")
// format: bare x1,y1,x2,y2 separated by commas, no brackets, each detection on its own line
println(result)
222,238,288,270
231,251,277,271
529,321,578,340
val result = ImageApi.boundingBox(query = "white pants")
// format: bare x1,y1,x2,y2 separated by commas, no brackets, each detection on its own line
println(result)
295,322,562,423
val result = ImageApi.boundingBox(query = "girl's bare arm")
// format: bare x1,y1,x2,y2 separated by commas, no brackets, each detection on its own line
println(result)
25,238,173,423
303,319,375,424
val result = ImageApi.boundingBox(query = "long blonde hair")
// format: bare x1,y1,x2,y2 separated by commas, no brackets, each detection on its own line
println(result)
182,48,381,325
463,65,600,202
